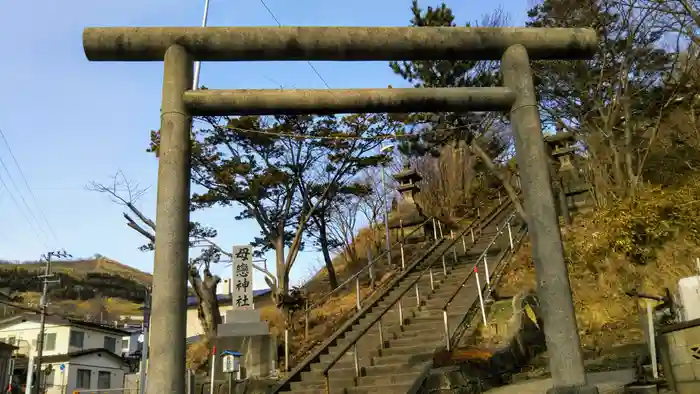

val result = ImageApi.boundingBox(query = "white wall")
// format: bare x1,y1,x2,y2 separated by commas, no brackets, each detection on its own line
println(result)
43,352,126,394
216,278,232,295
185,304,234,339
121,331,142,355
0,320,123,357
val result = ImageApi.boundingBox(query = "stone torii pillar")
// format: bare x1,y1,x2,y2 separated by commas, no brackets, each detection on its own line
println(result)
82,26,598,394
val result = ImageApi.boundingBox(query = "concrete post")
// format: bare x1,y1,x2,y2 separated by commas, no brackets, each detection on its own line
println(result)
501,44,596,394
145,44,194,394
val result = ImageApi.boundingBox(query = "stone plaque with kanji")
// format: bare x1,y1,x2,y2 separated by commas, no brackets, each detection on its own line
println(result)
231,245,253,310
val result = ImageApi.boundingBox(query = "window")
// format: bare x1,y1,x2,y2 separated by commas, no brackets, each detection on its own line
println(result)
43,333,56,351
76,369,91,389
103,336,116,353
122,338,130,350
97,371,111,389
69,331,84,348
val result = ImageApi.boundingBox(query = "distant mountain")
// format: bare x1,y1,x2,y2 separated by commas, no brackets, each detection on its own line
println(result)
0,256,151,304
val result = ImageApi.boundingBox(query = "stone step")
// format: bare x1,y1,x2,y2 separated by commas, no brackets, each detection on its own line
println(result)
285,382,416,394
277,211,519,394
316,319,461,369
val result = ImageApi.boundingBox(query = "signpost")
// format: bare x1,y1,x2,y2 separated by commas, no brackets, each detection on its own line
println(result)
221,351,242,394
232,245,253,310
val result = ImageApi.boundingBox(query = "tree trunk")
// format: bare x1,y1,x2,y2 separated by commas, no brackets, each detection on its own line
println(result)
273,234,288,305
470,141,528,222
188,266,221,340
316,216,339,290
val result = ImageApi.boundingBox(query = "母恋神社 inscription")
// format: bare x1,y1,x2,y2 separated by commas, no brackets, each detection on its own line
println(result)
232,245,253,309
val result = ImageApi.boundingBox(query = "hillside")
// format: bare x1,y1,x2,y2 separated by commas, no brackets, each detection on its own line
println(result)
0,256,151,319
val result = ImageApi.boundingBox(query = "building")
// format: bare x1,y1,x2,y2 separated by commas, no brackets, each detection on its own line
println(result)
185,288,271,340
120,325,143,357
42,349,126,394
0,313,129,394
0,341,17,392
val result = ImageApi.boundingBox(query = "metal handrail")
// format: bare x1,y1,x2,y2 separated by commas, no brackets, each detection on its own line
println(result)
319,200,509,393
441,207,515,310
301,199,503,339
445,222,528,351
440,207,518,351
305,216,433,312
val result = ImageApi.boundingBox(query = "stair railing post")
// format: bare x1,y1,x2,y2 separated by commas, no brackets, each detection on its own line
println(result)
353,343,360,377
462,235,467,254
470,228,475,243
429,268,435,291
378,319,384,349
432,218,438,244
304,300,309,340
498,190,502,204
450,230,457,262
400,219,406,270
483,253,490,288
355,277,361,311
415,283,421,307
442,309,450,351
507,220,514,250
438,222,447,276
474,266,488,326
400,221,406,270
398,299,404,327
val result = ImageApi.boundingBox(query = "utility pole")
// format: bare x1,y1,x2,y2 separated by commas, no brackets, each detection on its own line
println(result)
380,144,395,268
138,287,151,394
32,249,69,394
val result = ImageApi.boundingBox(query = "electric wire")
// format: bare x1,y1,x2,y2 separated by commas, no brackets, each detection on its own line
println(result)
257,0,332,89
0,127,60,244
0,156,50,249
191,119,473,141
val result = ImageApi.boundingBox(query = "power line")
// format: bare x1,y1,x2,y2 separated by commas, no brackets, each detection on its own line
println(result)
0,161,49,249
191,119,472,141
257,0,332,89
0,128,60,244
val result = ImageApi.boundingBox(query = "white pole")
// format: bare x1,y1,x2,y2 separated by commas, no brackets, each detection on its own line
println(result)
647,301,658,379
210,346,217,394
192,0,212,90
474,266,488,326
25,349,34,393
138,326,149,394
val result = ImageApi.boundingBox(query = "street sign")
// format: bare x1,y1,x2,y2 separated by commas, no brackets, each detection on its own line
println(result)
221,351,241,373
59,364,65,372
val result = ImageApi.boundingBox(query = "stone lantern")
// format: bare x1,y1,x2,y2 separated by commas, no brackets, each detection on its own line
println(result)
387,161,434,242
544,129,579,224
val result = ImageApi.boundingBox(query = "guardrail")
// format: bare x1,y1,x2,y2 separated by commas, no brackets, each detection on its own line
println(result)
302,216,434,339
319,199,512,392
444,209,529,351
441,209,517,351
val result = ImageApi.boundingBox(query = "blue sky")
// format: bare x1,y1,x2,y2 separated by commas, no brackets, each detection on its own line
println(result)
0,0,529,290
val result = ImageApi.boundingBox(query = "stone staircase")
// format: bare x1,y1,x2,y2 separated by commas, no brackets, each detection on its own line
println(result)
272,201,524,394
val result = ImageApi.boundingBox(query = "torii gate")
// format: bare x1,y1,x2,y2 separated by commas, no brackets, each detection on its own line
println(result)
82,26,598,394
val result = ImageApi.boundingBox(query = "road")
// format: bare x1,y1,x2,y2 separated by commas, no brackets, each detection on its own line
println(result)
485,369,636,394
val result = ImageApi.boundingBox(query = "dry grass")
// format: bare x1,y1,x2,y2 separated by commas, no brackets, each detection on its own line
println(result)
497,203,700,356
7,256,152,284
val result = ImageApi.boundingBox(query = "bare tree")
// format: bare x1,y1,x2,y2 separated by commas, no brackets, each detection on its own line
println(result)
327,195,362,269
88,171,276,340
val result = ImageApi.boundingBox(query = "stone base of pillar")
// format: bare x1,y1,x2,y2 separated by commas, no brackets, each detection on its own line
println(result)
546,384,600,394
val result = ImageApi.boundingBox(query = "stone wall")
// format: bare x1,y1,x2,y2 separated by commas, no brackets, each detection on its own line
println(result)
659,318,700,394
